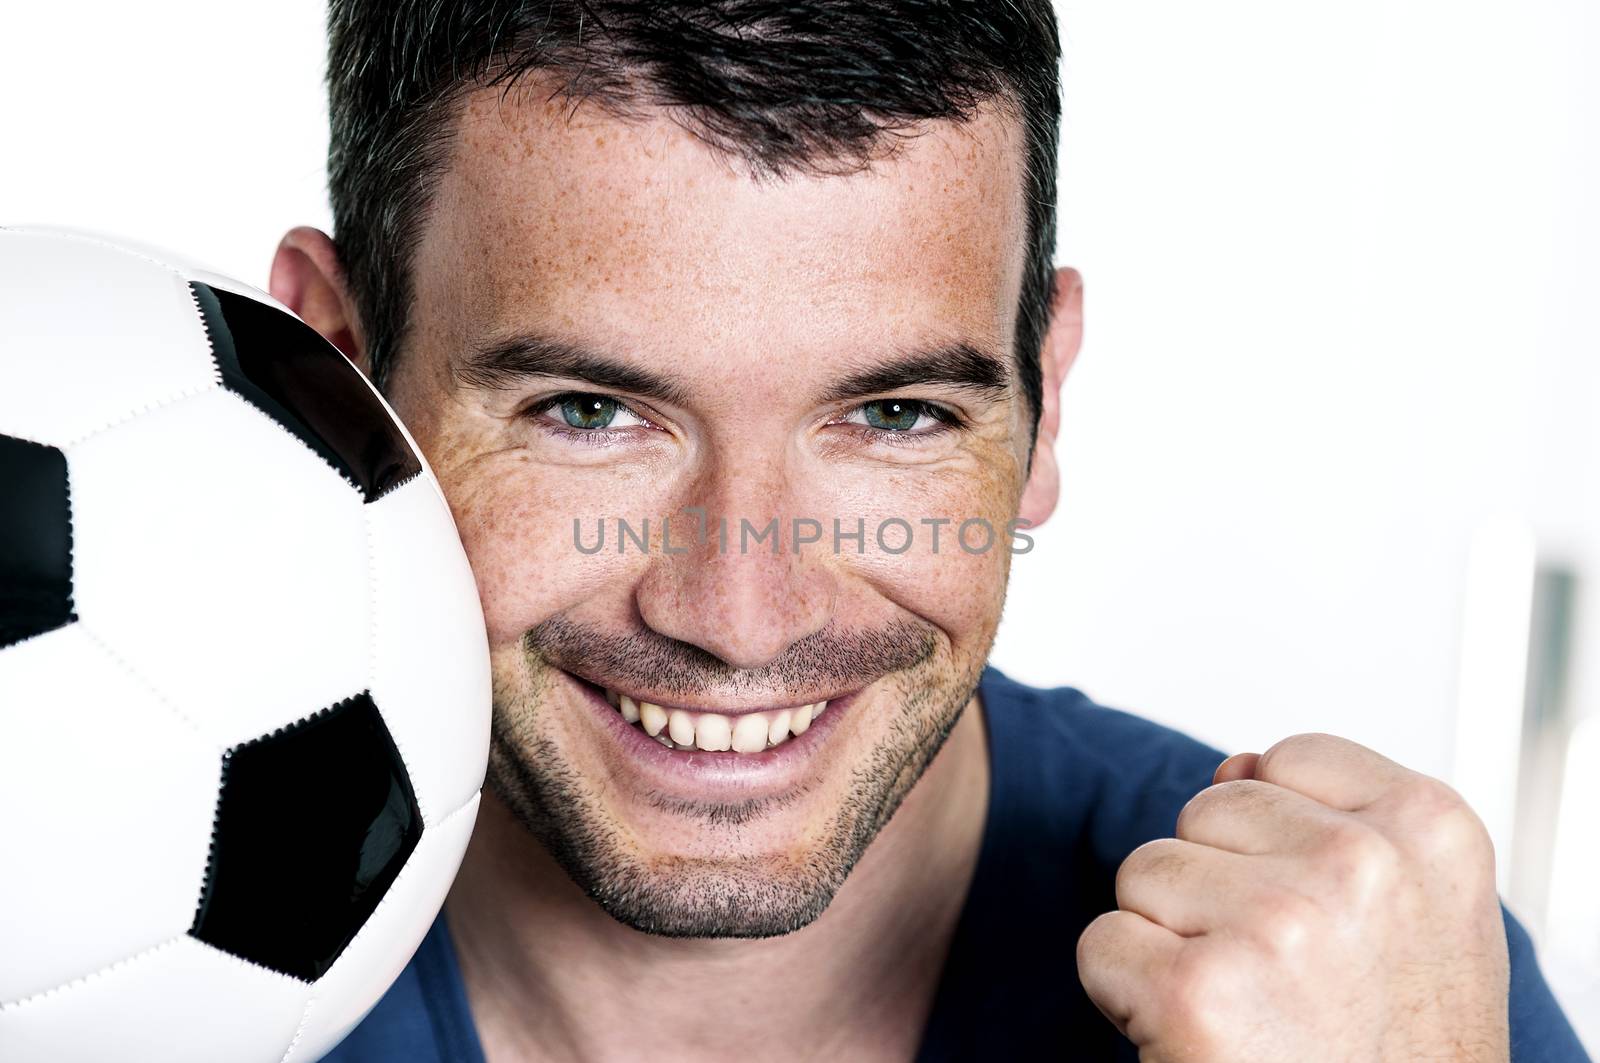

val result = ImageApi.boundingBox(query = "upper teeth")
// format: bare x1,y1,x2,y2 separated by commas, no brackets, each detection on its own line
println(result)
607,690,827,752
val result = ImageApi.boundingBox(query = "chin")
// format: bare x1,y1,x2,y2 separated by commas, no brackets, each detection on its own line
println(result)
481,622,984,936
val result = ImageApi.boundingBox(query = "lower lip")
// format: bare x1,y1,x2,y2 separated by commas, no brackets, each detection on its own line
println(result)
564,671,858,795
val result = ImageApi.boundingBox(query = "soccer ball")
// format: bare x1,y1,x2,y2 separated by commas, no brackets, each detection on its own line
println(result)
0,228,492,1062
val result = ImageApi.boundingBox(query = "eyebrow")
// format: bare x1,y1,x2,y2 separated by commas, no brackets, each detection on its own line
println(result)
455,334,693,405
817,343,1011,403
455,333,1010,407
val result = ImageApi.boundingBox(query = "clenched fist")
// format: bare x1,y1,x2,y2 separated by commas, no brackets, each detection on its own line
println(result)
1077,733,1510,1062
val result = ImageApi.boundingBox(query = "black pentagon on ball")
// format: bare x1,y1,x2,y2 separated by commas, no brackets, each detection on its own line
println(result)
0,432,74,649
190,282,422,503
189,691,422,982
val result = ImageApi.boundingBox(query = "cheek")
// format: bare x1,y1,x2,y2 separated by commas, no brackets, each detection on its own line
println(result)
442,456,676,647
857,536,1010,660
799,457,1019,651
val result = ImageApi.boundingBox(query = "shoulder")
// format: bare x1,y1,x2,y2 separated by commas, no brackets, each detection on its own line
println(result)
976,665,1228,869
979,665,1224,768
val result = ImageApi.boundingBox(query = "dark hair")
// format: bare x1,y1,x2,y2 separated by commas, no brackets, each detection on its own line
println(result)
327,1,1060,436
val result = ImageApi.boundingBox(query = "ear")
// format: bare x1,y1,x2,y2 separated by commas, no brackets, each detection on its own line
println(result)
1017,266,1084,529
268,226,370,377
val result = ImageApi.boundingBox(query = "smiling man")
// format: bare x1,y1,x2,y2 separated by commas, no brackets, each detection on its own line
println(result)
270,2,1589,1061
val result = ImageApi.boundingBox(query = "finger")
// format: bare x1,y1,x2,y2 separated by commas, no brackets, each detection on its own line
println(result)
1212,751,1260,784
1253,732,1412,812
1176,778,1351,856
1077,908,1185,1039
1115,837,1260,935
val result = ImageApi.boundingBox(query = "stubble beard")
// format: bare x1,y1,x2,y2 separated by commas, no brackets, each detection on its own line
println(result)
484,641,984,939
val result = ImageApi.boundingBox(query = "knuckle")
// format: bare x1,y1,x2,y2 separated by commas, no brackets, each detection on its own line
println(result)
1431,801,1493,860
1174,794,1206,840
1175,779,1254,839
1395,774,1460,815
1075,910,1116,968
1319,821,1400,900
1076,910,1135,977
1116,838,1184,901
1398,778,1491,862
1161,946,1234,1051
1250,890,1319,960
1256,732,1325,777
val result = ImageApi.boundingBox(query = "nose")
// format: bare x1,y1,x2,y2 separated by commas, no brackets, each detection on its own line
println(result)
633,467,837,671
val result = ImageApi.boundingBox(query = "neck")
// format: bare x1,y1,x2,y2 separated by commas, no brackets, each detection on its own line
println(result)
446,695,991,1063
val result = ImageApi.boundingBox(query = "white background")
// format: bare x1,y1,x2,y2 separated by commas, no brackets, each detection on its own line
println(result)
3,0,1595,1050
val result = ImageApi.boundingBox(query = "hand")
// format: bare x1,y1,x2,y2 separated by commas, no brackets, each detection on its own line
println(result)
1077,733,1510,1062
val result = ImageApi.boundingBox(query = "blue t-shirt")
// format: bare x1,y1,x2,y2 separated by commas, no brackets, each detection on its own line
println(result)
322,666,1591,1061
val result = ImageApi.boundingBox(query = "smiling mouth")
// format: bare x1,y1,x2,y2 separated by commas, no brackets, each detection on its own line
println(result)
600,686,829,753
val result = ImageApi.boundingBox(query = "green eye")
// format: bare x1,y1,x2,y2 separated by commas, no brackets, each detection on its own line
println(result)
861,399,924,431
559,395,619,429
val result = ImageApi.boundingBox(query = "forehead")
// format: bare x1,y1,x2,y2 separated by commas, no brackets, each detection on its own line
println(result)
417,85,1029,365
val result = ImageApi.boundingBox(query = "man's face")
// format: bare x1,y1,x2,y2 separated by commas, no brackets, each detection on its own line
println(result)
386,86,1039,936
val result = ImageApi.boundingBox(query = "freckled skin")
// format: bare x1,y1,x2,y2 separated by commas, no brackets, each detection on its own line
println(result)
275,81,1081,1061
394,84,1043,875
